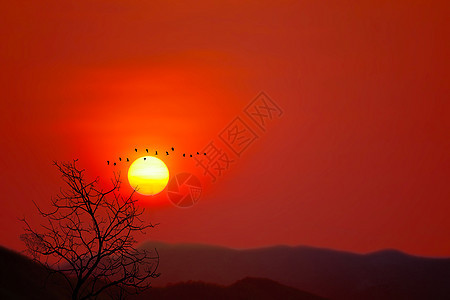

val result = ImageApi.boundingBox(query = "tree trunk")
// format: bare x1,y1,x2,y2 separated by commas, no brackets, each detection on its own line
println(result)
72,285,80,300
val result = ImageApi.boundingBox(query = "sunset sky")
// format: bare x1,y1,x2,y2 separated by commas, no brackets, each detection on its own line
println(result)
0,1,449,256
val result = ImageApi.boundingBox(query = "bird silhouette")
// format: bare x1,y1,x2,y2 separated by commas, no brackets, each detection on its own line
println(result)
183,153,185,157
146,149,148,153
114,162,116,166
135,148,137,152
119,157,122,161
197,152,199,155
190,154,192,157
204,153,206,155
166,151,169,155
155,150,158,155
144,157,146,160
107,161,110,165
171,147,174,151
126,158,129,162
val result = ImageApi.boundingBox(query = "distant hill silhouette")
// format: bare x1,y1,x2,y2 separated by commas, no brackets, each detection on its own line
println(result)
2,243,450,299
142,242,450,300
0,246,67,300
128,277,326,300
0,246,324,300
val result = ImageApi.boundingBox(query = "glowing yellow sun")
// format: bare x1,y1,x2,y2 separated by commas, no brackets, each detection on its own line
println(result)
128,156,169,196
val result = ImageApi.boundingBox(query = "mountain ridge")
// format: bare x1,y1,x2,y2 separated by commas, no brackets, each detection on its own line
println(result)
0,245,325,300
141,241,450,299
2,242,450,299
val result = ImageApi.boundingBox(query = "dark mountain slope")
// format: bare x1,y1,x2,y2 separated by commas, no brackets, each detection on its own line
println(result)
3,242,450,300
0,246,68,300
0,245,325,300
129,277,326,300
143,242,450,299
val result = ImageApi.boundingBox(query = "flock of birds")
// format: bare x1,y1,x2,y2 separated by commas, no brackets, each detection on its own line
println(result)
106,147,207,166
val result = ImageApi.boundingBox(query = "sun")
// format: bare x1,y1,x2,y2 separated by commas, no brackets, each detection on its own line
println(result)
128,156,170,196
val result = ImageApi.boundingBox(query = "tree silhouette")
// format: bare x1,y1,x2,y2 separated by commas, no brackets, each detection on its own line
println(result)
20,160,160,300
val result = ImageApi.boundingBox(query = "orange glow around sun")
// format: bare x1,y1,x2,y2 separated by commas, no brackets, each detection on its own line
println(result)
128,156,170,196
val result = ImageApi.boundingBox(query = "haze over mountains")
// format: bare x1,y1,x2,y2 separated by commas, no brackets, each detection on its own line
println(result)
128,278,325,300
0,245,323,300
144,241,450,300
2,242,450,299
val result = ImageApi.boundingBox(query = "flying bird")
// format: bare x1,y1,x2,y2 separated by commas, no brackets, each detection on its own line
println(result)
114,162,116,166
171,147,174,151
197,152,199,155
144,157,146,160
204,153,206,155
107,161,110,165
190,154,192,157
183,153,185,157
119,157,122,161
155,150,158,155
135,148,137,152
126,158,129,162
166,151,169,155
146,149,148,153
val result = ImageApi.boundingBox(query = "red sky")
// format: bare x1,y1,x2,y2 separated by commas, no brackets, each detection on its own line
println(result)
0,0,449,256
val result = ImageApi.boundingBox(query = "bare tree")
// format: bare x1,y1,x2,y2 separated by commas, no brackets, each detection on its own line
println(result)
20,160,160,300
